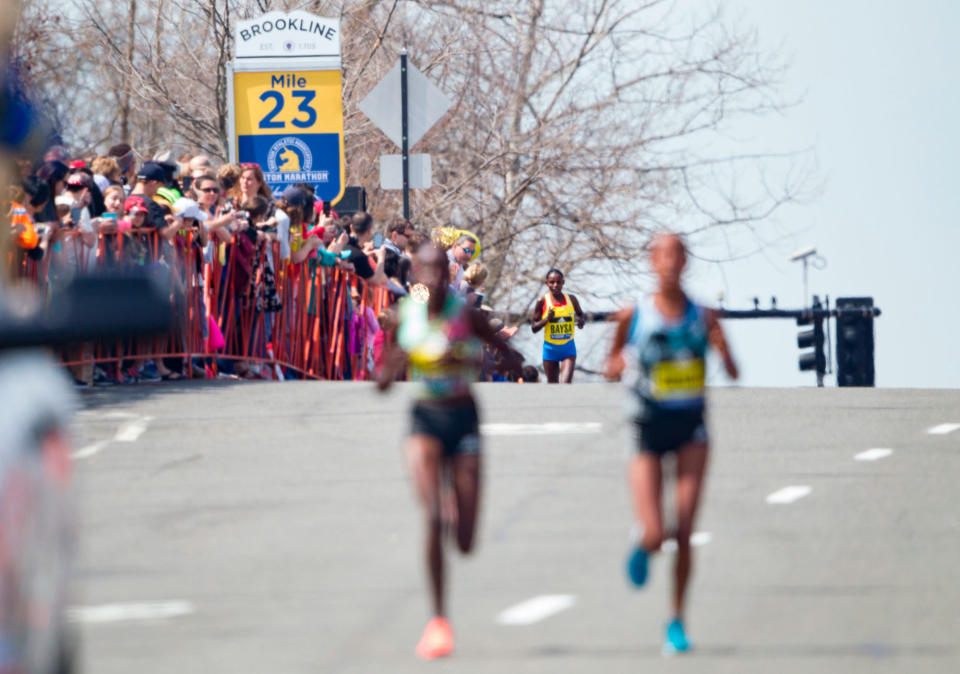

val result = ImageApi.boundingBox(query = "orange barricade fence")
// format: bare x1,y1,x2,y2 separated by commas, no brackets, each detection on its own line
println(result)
12,228,394,382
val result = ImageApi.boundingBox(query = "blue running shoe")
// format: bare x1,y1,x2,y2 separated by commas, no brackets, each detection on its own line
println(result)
625,546,648,587
662,618,691,655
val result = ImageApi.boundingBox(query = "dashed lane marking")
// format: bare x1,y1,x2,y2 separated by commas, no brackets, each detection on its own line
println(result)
481,422,602,436
72,415,153,460
927,423,960,435
854,448,893,461
496,594,577,626
114,417,152,442
68,600,195,625
766,485,812,504
72,441,109,460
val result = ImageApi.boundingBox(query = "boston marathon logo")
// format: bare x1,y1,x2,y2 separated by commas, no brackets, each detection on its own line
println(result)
266,137,329,183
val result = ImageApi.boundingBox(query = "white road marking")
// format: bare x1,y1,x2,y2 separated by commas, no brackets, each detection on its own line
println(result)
76,410,139,420
660,531,712,553
68,600,195,625
71,441,109,460
481,422,602,436
766,485,812,504
854,448,893,462
72,415,152,460
496,594,577,626
927,423,960,435
114,417,152,442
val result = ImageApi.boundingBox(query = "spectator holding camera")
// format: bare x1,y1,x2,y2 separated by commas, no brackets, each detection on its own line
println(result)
343,211,387,286
383,218,414,290
52,172,98,273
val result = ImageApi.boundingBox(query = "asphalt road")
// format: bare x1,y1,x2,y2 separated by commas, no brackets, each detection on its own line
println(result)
70,382,960,673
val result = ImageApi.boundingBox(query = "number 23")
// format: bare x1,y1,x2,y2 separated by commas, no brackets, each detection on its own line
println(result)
258,90,317,129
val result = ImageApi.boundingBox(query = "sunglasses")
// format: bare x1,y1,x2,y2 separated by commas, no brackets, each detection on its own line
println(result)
461,248,475,256
201,186,220,193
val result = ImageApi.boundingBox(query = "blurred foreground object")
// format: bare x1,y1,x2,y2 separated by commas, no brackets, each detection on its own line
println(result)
0,271,172,350
0,270,171,674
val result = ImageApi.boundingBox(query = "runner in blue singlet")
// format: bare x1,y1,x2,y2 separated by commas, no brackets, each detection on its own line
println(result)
606,232,738,655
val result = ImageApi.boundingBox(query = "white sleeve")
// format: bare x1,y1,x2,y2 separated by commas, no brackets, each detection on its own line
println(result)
79,207,94,232
276,209,291,260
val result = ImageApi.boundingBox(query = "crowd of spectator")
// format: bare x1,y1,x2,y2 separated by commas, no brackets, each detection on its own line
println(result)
7,143,538,386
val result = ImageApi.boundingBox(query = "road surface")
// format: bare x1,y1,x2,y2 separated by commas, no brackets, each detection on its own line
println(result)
70,382,960,673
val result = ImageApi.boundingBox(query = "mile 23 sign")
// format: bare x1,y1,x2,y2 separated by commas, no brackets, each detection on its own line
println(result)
228,11,345,203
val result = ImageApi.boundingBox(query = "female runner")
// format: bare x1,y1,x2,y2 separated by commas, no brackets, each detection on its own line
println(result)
378,243,520,659
530,269,585,383
605,232,738,654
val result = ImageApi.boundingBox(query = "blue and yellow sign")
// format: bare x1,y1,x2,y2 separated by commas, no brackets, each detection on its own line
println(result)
232,69,345,203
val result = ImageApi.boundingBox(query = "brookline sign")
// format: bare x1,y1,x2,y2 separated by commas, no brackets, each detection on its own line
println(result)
228,10,345,203
235,10,340,60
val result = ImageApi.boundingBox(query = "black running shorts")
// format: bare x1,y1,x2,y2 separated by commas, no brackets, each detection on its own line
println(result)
634,408,708,455
411,399,481,456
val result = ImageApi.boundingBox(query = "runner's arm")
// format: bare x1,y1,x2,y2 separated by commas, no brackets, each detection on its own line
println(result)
471,309,522,373
604,305,634,381
377,344,408,392
530,298,552,333
706,309,739,380
571,295,586,329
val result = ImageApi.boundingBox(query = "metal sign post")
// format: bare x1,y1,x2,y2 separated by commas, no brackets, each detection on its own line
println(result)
400,50,410,220
359,53,452,212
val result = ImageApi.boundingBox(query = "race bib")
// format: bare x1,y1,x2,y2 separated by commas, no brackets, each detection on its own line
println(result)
650,358,705,400
548,320,573,341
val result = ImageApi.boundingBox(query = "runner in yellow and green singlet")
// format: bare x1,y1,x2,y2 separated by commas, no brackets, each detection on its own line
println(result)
378,243,520,660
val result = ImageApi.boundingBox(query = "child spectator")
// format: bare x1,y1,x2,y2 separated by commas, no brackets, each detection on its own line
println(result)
349,285,381,380
463,261,488,308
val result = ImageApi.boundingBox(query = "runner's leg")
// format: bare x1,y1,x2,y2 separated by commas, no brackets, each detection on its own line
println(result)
450,452,481,554
672,442,708,618
543,360,560,383
560,355,576,383
628,452,664,551
408,434,446,616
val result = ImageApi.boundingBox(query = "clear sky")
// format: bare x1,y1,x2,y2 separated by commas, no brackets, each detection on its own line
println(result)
675,0,960,389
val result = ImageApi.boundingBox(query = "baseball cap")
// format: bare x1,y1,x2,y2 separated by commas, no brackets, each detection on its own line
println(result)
136,162,166,182
123,195,149,215
65,173,90,190
281,185,306,208
154,186,181,206
172,197,208,222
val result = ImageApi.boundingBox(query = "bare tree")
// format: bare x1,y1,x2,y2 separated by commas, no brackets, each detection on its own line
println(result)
12,0,810,308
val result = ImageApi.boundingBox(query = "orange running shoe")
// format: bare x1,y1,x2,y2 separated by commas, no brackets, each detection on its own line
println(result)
415,617,454,659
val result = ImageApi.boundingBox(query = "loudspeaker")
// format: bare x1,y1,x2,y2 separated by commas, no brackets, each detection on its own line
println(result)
333,186,366,216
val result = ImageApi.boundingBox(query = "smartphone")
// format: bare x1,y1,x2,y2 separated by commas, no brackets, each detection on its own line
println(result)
373,232,384,248
69,207,83,226
322,201,331,216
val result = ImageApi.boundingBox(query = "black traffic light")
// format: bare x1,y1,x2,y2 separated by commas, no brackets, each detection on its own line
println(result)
797,320,826,372
797,296,826,385
835,297,875,387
